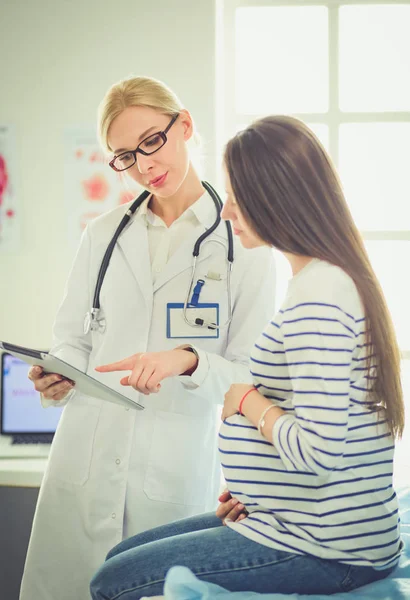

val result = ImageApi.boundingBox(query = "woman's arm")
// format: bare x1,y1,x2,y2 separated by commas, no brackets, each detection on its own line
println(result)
224,301,356,475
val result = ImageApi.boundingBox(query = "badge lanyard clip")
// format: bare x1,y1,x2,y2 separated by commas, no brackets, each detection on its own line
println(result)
189,279,205,307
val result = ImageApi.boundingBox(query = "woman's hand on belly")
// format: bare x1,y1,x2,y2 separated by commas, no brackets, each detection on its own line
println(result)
222,384,257,420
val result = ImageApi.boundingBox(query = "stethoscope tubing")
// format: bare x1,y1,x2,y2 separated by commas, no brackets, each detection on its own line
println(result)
84,182,233,334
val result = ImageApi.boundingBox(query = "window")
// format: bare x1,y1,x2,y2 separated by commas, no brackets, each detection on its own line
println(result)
217,0,410,485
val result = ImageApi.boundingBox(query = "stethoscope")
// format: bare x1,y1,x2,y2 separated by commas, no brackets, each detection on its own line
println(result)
83,181,234,335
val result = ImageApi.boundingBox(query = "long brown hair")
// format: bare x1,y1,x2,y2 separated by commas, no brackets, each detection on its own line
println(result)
224,115,404,439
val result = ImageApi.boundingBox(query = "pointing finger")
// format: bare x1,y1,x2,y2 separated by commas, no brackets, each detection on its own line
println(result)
95,357,135,373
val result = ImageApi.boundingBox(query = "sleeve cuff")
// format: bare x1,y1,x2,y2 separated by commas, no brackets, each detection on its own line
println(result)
177,345,210,389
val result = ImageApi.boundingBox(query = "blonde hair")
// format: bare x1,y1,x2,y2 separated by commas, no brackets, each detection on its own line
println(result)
98,76,184,151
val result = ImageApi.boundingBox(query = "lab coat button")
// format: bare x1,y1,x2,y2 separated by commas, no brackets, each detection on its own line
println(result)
111,513,116,519
115,458,121,465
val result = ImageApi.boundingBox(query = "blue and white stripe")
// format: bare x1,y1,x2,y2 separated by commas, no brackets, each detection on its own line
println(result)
219,259,401,569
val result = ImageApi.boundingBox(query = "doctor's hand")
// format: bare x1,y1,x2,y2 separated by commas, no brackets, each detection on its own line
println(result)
95,349,198,395
28,366,74,401
216,490,248,525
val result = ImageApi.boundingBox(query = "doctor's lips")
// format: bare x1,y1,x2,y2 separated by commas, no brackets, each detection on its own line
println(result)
149,173,168,188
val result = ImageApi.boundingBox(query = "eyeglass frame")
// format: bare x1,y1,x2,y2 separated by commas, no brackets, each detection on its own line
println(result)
109,113,180,172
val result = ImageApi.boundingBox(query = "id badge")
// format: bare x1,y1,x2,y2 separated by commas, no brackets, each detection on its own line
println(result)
167,303,219,339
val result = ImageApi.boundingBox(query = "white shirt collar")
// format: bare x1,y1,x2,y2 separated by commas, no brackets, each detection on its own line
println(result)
137,188,218,230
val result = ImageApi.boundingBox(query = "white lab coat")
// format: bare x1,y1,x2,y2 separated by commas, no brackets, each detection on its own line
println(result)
20,195,275,600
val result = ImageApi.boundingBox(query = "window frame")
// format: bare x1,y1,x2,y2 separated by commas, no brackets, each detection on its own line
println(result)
216,0,410,359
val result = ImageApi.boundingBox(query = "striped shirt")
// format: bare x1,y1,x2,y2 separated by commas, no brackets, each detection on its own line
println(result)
219,258,402,569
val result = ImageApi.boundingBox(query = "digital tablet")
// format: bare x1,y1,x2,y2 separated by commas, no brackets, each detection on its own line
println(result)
0,341,144,411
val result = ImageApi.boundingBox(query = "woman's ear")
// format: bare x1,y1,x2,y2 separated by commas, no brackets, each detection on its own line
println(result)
178,109,194,142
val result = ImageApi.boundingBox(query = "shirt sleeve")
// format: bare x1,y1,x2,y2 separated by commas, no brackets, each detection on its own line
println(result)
271,301,356,475
41,227,93,408
41,388,75,409
177,344,210,389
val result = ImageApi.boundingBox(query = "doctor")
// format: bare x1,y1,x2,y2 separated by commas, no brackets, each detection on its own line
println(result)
20,76,275,600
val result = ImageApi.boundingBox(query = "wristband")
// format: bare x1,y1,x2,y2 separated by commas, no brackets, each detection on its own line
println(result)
238,387,257,415
184,346,199,360
182,346,199,376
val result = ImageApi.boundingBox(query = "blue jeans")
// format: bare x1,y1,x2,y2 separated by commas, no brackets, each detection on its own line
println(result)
90,512,395,599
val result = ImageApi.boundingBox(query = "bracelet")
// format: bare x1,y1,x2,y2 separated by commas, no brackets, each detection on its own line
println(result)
238,387,257,415
258,404,275,434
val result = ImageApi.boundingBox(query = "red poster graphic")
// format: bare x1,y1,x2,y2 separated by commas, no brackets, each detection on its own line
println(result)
0,125,19,250
65,128,140,245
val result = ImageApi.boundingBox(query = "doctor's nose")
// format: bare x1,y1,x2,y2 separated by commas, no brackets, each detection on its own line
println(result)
136,153,155,174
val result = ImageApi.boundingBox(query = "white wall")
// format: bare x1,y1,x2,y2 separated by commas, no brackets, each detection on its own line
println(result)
0,0,217,347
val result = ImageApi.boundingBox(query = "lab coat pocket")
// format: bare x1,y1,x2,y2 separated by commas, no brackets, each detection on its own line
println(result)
144,410,207,506
46,394,102,486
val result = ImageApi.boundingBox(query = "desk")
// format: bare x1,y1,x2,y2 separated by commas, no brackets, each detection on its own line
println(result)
0,458,47,487
0,459,47,600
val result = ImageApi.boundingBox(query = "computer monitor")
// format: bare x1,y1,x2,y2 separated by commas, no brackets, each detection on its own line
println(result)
1,352,63,436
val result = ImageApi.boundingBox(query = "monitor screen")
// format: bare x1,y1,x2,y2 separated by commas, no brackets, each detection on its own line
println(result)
1,353,64,434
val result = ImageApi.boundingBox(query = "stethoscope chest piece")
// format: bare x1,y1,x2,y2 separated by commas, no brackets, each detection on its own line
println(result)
84,309,106,335
83,312,91,335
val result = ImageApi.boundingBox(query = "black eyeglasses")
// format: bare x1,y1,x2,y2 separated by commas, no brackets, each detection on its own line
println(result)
109,113,179,172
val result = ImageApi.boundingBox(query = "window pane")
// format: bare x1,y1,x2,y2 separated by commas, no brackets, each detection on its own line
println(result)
365,241,410,351
339,123,410,230
340,5,410,112
235,7,328,114
306,123,329,152
394,360,410,487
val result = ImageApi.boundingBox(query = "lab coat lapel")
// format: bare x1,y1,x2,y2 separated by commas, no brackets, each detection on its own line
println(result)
152,223,214,294
117,218,153,314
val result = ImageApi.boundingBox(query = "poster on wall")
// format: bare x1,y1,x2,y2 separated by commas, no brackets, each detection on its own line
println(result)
0,125,19,252
64,127,140,246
